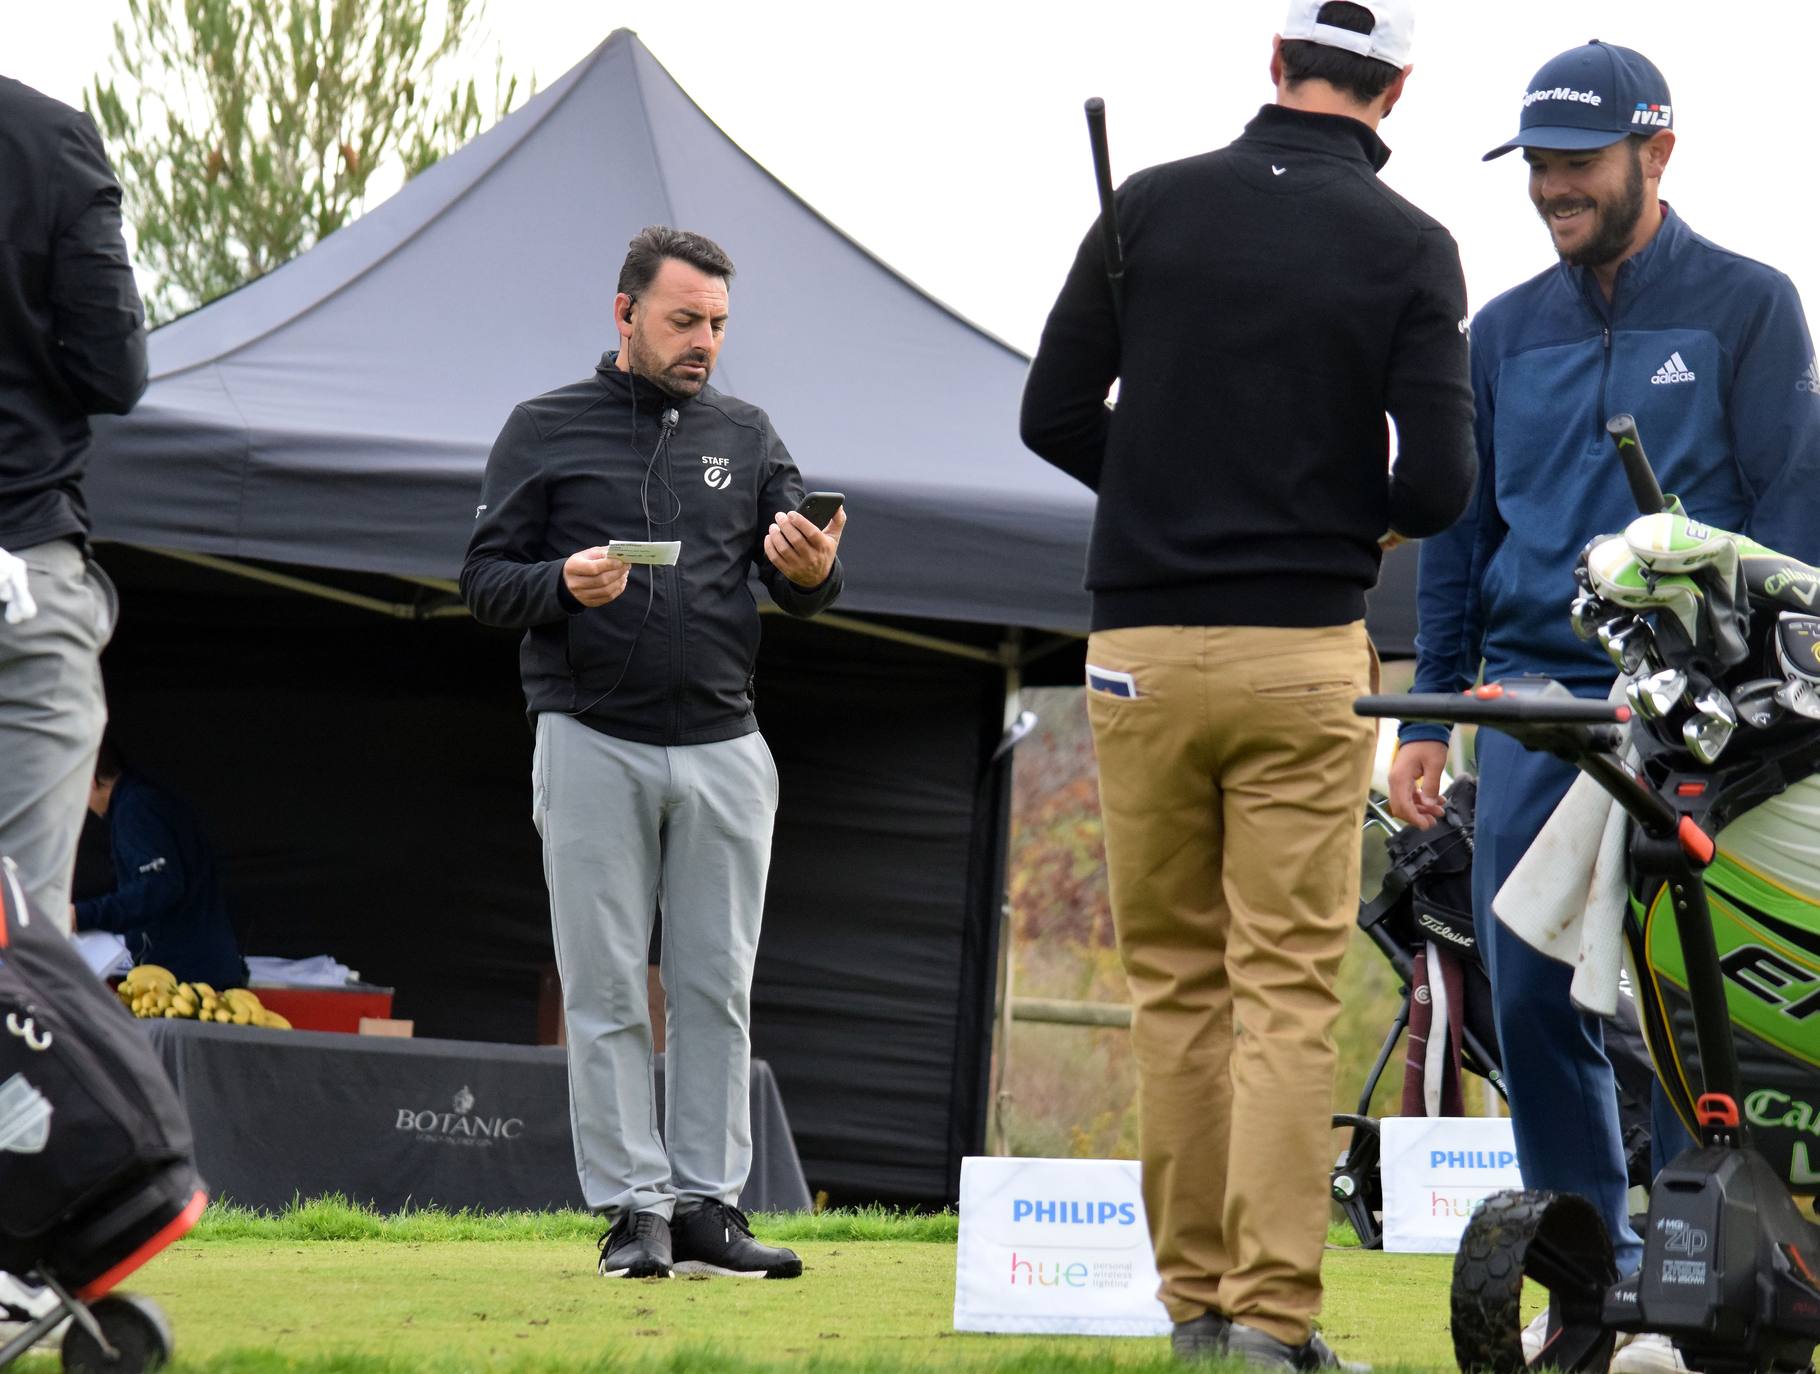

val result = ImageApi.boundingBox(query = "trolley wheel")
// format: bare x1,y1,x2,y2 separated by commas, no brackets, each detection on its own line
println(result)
60,1293,172,1373
1452,1189,1615,1374
1330,1113,1383,1249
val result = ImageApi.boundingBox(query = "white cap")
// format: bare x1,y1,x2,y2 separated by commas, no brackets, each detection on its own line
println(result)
1281,0,1414,69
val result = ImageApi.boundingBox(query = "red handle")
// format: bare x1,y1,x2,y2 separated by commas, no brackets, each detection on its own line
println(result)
1695,1093,1739,1129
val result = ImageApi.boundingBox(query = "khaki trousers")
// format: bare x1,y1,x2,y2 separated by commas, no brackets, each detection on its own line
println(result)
1086,622,1376,1345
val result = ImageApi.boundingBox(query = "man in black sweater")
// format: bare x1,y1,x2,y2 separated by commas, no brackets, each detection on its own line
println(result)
0,77,144,930
1021,3,1473,1367
462,227,843,1284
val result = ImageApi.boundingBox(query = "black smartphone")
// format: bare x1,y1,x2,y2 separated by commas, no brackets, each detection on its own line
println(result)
795,491,845,529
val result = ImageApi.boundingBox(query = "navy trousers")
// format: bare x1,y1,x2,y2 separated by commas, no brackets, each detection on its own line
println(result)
1474,728,1645,1274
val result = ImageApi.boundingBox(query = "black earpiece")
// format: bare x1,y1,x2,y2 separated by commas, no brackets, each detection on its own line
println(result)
568,309,678,718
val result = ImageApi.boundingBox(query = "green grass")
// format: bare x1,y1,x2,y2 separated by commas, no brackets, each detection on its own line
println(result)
188,1198,959,1246
10,1205,1466,1373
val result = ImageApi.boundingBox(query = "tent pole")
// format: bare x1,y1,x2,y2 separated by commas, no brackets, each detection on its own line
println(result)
1016,633,1085,669
134,547,469,621
130,554,1085,654
987,640,1023,1156
759,605,1008,665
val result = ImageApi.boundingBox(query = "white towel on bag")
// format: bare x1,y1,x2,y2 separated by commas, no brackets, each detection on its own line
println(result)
1491,681,1635,1016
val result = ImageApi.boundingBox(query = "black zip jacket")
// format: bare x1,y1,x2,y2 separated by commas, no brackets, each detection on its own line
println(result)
0,78,148,549
1020,105,1475,631
460,356,842,745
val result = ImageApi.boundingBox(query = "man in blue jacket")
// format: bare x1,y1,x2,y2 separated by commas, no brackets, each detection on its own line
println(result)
73,741,246,991
1389,38,1820,1353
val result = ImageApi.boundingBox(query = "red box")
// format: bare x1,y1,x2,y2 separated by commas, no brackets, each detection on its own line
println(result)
250,984,394,1034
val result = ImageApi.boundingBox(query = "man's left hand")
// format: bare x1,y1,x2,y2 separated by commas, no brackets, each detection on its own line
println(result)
766,506,846,589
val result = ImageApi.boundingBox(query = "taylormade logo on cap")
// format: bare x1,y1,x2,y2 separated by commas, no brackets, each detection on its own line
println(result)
1484,40,1673,162
1522,86,1602,109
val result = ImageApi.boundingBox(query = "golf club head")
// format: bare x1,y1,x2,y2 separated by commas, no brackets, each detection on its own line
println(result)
1630,667,1689,721
1626,511,1741,583
1585,536,1705,643
1730,679,1787,730
1682,689,1738,764
1774,612,1820,685
1775,677,1820,722
1571,592,1606,641
1597,619,1652,674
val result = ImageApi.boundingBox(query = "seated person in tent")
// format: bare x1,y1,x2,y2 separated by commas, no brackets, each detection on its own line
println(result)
73,738,247,990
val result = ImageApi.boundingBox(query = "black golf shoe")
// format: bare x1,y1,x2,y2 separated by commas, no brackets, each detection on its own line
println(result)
1172,1312,1231,1362
596,1209,673,1278
670,1200,803,1278
1225,1322,1369,1372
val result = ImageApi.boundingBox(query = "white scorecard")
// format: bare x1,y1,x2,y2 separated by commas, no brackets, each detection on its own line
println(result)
606,541,681,566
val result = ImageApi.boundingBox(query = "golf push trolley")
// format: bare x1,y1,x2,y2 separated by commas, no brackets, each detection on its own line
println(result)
1357,415,1820,1373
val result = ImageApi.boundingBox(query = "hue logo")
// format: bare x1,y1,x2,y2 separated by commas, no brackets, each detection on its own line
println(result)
1012,1200,1138,1225
1009,1252,1090,1287
1430,1192,1496,1219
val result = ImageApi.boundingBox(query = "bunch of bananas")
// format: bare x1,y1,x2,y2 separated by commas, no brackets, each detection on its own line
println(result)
116,965,292,1029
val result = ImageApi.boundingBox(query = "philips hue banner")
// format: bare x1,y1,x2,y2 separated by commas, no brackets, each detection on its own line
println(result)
1380,1115,1524,1253
954,1156,1170,1335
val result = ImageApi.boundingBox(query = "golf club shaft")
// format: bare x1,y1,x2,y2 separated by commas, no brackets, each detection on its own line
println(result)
1605,413,1670,514
1084,97,1124,310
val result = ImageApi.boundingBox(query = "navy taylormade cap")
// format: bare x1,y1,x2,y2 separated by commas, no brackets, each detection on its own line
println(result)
1482,40,1672,161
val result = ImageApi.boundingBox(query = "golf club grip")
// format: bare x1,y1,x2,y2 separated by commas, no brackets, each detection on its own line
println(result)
1605,413,1670,514
1354,693,1628,727
1084,97,1124,300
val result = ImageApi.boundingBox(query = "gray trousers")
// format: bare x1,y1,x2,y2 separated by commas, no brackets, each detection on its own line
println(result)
532,712,777,1219
0,540,114,930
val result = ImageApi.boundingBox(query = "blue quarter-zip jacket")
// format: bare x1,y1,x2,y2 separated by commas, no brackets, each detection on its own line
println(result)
74,772,247,990
1404,206,1820,743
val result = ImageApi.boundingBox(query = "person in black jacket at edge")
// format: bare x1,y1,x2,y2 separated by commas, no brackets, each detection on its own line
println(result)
0,76,144,931
73,738,247,992
1020,3,1474,1367
461,227,845,1284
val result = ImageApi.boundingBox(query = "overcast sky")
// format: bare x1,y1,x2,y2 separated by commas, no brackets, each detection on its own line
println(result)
8,1,1815,354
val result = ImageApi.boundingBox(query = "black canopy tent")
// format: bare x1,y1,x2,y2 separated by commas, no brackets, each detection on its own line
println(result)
77,29,1422,1205
78,28,1097,1209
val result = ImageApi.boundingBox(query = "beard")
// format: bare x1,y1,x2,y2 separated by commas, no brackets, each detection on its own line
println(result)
624,321,713,399
1540,143,1646,269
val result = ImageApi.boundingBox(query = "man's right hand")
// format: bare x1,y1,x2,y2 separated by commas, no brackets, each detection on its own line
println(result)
1387,739,1449,829
563,548,631,607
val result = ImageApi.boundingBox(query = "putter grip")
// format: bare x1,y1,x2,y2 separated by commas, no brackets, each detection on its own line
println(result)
1084,97,1124,297
1605,414,1670,514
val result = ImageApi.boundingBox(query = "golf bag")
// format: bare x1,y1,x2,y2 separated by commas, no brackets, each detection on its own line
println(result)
0,853,205,1298
1333,780,1655,1247
1573,511,1820,1195
1359,419,1820,1374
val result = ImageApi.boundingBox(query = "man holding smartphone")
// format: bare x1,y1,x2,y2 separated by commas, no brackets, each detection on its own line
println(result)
461,226,845,1281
